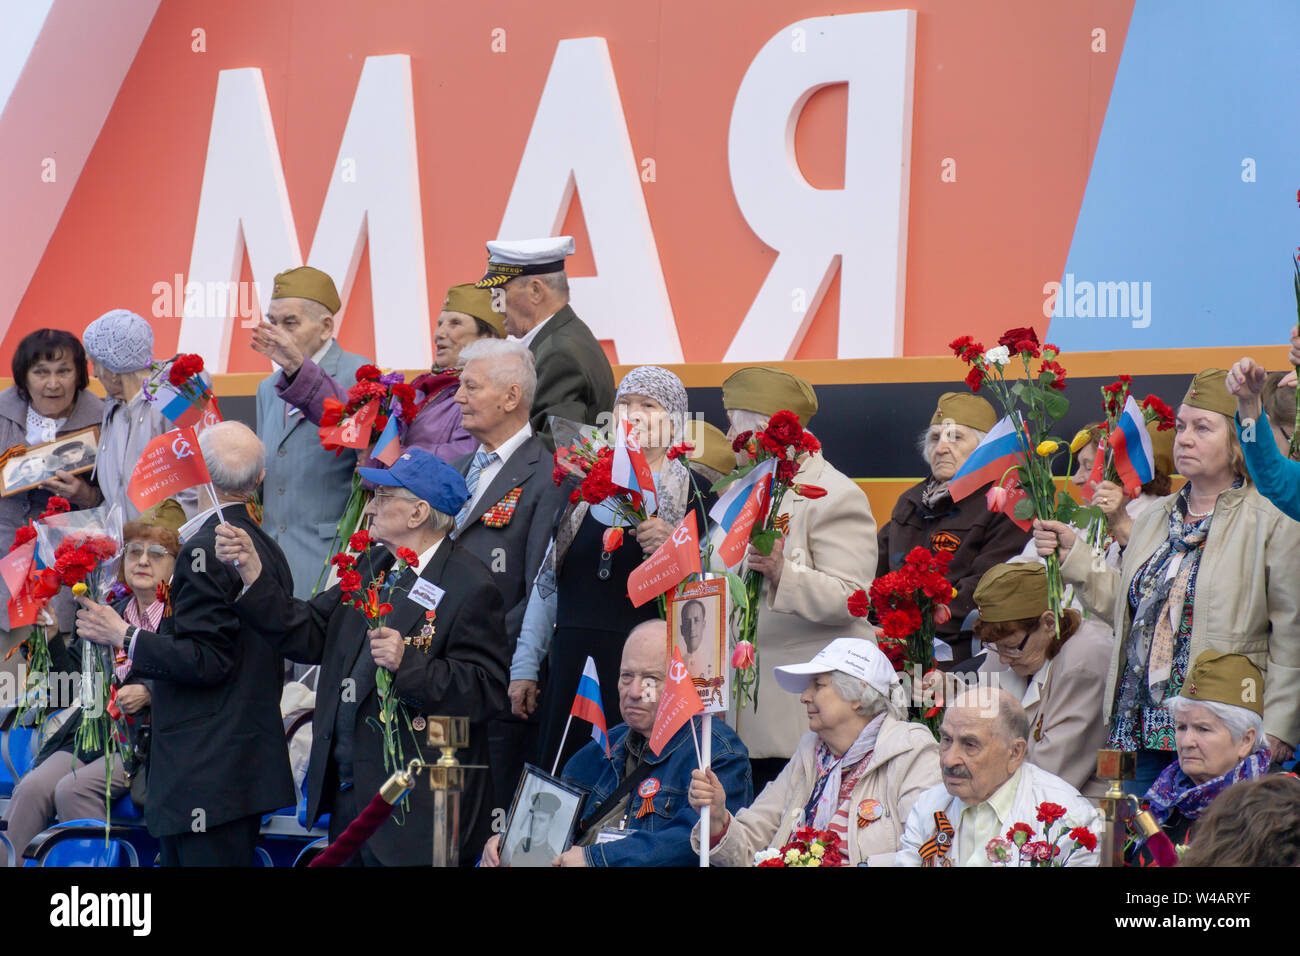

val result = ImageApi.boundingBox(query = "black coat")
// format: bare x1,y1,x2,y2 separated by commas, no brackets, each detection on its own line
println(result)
130,509,296,837
235,537,509,865
452,433,567,647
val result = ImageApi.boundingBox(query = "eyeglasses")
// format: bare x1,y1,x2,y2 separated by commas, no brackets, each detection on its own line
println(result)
981,630,1032,658
124,543,171,561
373,489,414,503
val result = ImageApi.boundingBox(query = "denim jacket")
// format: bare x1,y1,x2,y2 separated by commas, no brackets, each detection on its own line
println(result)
563,717,752,867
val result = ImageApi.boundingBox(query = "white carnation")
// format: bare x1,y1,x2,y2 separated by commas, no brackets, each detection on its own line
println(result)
754,848,781,865
984,345,1011,366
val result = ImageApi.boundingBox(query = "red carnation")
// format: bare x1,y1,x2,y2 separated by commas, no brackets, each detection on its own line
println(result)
731,430,753,453
397,547,420,570
799,431,821,454
39,496,71,519
391,382,416,404
329,552,355,571
964,367,984,392
1039,360,1067,391
355,364,382,382
346,381,387,407
948,335,985,365
847,589,870,618
764,410,804,448
1036,802,1068,827
580,449,619,504
349,530,371,551
877,637,907,670
776,459,800,486
8,526,36,553
1068,826,1097,852
373,414,389,432
1141,394,1175,431
1006,822,1035,846
339,569,363,594
665,441,694,461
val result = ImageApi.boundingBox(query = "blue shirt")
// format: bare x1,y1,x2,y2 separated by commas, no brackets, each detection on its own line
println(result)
1236,410,1300,520
562,717,752,866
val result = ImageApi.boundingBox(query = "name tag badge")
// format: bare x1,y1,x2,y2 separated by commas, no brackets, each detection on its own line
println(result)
595,827,630,845
408,578,445,610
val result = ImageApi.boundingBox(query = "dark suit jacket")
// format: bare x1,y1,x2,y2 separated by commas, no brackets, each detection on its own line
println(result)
452,433,567,646
529,305,615,451
235,537,509,865
130,509,297,837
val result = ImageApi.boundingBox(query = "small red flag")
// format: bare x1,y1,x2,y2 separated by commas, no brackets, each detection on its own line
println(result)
127,427,212,512
319,398,379,451
626,511,702,608
0,539,38,628
178,395,223,436
649,646,704,756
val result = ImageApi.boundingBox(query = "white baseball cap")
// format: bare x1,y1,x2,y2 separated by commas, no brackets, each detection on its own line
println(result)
773,638,897,696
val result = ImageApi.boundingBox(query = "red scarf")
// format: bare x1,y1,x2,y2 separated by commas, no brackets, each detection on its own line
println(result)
410,368,462,417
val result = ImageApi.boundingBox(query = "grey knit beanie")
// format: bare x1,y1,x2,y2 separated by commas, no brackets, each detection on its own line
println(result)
84,309,154,373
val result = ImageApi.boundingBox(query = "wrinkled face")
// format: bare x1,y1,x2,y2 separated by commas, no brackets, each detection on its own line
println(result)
26,351,79,418
91,360,126,401
1175,702,1254,785
615,393,674,449
501,277,534,337
266,297,332,359
1174,405,1232,482
1071,441,1097,487
799,673,861,739
938,706,1022,804
617,635,667,735
927,422,981,481
454,360,508,438
361,487,426,548
434,310,487,369
123,535,176,597
680,604,705,651
983,615,1053,679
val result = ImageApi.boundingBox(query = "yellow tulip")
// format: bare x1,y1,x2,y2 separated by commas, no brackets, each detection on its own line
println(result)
1069,429,1093,454
1036,440,1059,456
71,582,87,596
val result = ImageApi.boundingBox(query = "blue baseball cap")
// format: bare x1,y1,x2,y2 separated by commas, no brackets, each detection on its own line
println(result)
357,448,469,516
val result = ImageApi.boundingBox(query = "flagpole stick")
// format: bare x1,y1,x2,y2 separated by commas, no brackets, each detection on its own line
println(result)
689,715,703,769
551,714,574,777
699,712,713,868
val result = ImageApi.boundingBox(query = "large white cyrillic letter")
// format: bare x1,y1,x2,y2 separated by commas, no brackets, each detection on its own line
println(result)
725,11,916,360
498,38,681,363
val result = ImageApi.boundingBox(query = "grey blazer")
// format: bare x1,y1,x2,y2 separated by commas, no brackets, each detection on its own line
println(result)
255,339,368,599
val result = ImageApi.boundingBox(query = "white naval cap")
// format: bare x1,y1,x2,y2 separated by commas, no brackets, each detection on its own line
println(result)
475,236,575,288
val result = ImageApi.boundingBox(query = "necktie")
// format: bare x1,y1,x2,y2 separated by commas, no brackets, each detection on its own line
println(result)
457,450,498,528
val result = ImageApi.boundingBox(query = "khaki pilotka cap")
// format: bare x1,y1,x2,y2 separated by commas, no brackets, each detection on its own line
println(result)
721,368,818,426
1181,650,1264,717
932,392,997,432
442,283,505,338
271,266,341,313
1148,419,1175,476
973,563,1049,623
685,419,736,478
1182,368,1236,419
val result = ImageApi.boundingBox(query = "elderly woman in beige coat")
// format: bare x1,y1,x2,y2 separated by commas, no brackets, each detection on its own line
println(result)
689,638,938,866
1034,369,1300,797
974,562,1112,796
721,368,877,786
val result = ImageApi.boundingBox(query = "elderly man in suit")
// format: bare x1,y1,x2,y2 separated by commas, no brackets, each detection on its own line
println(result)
75,422,297,866
474,236,614,451
250,266,368,599
215,448,509,866
450,337,567,807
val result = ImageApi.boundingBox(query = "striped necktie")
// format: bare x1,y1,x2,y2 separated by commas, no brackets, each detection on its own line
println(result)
457,449,498,528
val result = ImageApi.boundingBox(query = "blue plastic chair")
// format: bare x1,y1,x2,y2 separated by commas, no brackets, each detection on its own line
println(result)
22,819,141,867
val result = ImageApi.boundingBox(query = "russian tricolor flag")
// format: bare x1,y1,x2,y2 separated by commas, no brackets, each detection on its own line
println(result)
1108,395,1155,494
155,370,214,423
372,411,402,466
570,656,610,757
709,458,777,568
612,419,656,510
948,416,1030,502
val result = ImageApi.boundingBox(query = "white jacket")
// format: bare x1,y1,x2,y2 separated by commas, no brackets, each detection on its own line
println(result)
896,761,1101,867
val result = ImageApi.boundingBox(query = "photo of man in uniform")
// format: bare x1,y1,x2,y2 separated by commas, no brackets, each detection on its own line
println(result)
506,791,563,867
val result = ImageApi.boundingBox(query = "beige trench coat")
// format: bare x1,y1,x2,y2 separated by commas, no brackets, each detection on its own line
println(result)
733,453,877,759
692,717,940,866
1060,482,1300,747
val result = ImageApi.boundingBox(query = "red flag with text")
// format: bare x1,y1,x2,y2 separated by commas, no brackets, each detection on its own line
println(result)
649,646,704,756
127,427,211,511
319,398,379,451
626,511,701,607
0,538,38,628
177,395,223,436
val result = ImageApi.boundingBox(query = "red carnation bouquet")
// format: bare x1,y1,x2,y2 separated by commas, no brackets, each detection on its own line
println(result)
754,827,845,867
313,365,420,596
328,529,422,780
847,545,953,737
984,801,1098,867
142,353,220,427
34,502,125,841
716,410,825,711
551,428,652,530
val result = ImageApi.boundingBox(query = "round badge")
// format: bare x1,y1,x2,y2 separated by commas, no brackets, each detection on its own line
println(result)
412,716,426,731
857,798,883,828
936,830,951,847
638,778,661,799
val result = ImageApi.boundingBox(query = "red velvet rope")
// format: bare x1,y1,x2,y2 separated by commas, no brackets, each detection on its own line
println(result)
308,789,401,867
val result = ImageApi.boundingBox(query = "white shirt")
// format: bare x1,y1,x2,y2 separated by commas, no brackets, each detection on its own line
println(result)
462,422,532,517
513,312,556,349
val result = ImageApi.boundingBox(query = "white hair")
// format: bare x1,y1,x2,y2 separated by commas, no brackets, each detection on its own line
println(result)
458,337,537,411
728,409,769,435
1167,696,1264,752
917,422,987,470
198,421,265,496
539,271,569,299
830,671,907,721
386,486,456,535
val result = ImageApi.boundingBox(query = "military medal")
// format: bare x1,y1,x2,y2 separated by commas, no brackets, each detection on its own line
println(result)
857,798,882,828
1033,714,1043,741
482,486,523,528
634,778,660,819
412,716,426,732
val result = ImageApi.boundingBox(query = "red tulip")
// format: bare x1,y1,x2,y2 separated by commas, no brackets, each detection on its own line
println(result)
986,485,1009,512
602,527,624,553
731,641,756,670
793,484,827,499
933,603,952,625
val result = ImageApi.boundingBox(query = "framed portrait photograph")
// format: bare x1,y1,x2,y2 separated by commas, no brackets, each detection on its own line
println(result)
499,764,586,867
667,577,729,714
0,426,99,498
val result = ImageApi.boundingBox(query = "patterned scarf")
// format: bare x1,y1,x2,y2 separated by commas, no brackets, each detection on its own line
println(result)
803,712,886,830
119,597,165,682
410,368,461,415
1118,483,1230,713
1144,747,1270,827
539,457,693,596
919,477,952,510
